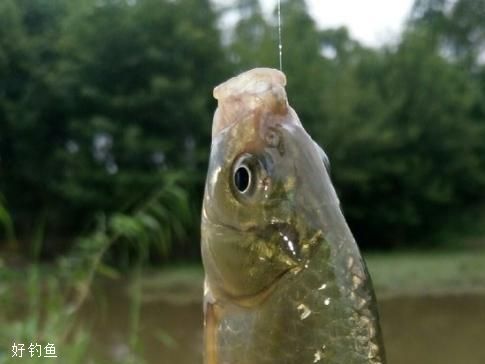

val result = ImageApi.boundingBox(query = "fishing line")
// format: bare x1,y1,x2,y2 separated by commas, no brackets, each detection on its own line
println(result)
277,0,283,71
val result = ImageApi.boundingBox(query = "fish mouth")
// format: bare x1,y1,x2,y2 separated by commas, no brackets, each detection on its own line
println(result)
223,265,298,309
211,68,291,138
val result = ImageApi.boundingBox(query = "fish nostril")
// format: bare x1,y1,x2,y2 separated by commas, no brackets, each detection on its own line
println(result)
265,130,280,147
265,127,285,156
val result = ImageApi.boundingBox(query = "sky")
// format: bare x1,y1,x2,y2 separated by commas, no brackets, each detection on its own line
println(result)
260,0,416,47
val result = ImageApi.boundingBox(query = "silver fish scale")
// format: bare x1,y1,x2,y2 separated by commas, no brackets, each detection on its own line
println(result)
215,239,385,364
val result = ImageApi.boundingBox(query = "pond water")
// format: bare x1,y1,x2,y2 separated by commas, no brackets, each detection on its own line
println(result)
83,282,485,364
379,295,485,364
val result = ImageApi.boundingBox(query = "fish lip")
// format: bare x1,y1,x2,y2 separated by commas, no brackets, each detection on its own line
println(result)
211,68,291,138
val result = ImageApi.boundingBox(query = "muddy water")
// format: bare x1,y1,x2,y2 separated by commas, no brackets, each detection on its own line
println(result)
82,282,203,364
84,285,485,364
379,295,485,364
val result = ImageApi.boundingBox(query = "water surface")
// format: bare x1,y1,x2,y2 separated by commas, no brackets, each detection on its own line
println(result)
84,282,485,364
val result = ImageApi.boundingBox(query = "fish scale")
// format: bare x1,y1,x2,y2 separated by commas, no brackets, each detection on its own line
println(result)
202,68,386,364
215,244,383,364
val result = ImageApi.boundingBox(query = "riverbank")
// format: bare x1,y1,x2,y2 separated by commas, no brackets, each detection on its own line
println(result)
3,247,484,303
366,249,485,298
141,247,485,305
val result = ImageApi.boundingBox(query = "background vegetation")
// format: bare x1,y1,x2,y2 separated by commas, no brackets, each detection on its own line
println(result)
1,0,485,264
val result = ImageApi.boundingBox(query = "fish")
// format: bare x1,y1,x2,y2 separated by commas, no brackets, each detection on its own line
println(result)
201,68,386,364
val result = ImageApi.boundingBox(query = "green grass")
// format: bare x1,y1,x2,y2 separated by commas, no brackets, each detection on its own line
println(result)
130,248,485,302
0,265,90,364
123,248,485,303
0,263,148,364
365,249,485,298
127,248,485,303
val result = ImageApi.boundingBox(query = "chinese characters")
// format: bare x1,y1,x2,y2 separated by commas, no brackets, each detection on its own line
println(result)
11,342,58,358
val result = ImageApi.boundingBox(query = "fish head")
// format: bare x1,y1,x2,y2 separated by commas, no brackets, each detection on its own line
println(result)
202,68,341,306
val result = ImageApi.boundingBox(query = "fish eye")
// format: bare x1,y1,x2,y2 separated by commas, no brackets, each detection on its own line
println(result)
234,164,251,193
232,154,259,197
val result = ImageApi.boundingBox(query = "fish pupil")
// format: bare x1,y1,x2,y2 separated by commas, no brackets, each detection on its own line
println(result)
234,166,251,193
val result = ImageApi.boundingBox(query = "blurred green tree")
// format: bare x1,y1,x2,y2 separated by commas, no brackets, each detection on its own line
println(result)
411,0,485,67
2,0,485,258
229,0,274,70
324,29,485,244
228,0,485,246
0,0,68,242
0,0,230,257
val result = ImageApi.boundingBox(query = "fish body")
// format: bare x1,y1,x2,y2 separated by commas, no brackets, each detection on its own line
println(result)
201,68,386,364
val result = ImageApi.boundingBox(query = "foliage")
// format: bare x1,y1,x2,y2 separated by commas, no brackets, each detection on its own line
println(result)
0,272,90,364
0,0,225,257
227,0,485,246
323,29,485,243
0,194,15,245
1,0,485,255
0,185,167,363
410,0,485,68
